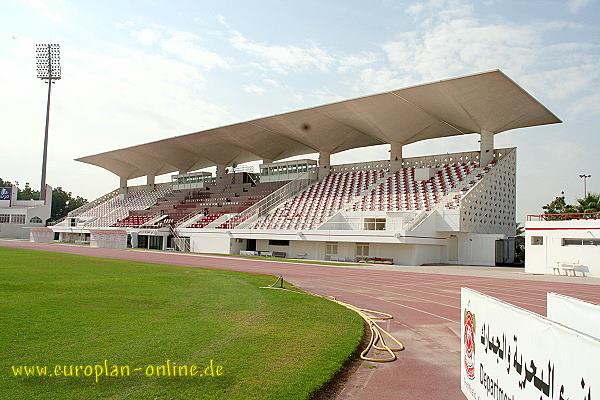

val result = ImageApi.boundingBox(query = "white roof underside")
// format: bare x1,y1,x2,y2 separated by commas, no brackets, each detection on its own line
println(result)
77,70,560,179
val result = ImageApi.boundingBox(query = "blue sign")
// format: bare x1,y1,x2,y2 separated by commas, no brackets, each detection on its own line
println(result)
0,187,11,200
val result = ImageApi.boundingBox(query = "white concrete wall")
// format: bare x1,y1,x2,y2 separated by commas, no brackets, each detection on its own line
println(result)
525,220,600,277
456,232,503,266
190,233,232,254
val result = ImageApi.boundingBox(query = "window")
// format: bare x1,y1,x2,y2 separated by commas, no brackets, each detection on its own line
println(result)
325,242,338,260
0,214,9,223
356,243,369,261
11,214,25,224
531,236,543,245
269,240,289,246
29,216,43,224
364,218,386,231
563,238,600,246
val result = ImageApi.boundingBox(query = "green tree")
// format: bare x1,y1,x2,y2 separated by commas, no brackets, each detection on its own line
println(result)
575,192,600,214
17,183,40,200
542,194,577,220
50,187,88,222
0,178,13,187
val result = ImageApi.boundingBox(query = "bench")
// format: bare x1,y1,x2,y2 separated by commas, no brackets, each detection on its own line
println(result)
553,261,586,277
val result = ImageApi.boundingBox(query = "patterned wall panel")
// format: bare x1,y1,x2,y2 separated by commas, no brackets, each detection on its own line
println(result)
459,149,516,237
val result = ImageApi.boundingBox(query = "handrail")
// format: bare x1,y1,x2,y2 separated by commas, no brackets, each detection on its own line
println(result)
220,172,313,229
175,211,202,227
527,212,600,221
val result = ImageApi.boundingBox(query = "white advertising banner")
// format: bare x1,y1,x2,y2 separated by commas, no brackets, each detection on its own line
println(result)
461,287,598,400
547,292,600,340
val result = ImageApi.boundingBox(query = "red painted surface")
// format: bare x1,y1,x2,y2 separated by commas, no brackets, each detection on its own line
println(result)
2,240,600,400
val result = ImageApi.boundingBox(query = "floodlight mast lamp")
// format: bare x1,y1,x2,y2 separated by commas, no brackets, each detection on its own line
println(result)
579,174,591,198
36,43,61,201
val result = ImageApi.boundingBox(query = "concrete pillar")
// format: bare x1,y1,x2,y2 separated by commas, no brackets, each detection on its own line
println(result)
119,176,128,196
216,164,226,183
262,159,273,165
146,174,155,187
480,130,494,166
318,151,331,179
390,142,403,172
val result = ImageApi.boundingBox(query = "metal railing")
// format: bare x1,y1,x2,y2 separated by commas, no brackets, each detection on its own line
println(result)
527,212,600,221
170,225,190,252
219,172,314,229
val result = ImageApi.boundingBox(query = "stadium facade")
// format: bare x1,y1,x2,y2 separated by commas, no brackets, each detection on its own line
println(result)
46,70,561,266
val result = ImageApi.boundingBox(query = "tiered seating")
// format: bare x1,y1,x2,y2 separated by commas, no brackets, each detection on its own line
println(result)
112,214,154,228
253,170,383,230
188,213,223,228
354,162,478,212
127,174,287,229
442,159,497,209
82,185,172,227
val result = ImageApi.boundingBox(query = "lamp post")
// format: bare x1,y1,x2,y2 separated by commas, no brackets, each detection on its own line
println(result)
579,174,591,198
36,43,61,201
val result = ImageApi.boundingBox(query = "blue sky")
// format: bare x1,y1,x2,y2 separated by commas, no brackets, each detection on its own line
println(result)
1,0,599,222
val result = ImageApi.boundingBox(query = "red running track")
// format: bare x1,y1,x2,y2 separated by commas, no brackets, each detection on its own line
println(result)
2,240,600,400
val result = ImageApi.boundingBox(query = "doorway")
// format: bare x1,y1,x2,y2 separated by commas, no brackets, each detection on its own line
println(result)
448,235,458,262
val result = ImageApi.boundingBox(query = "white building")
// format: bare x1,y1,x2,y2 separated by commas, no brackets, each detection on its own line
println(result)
525,214,600,277
0,185,52,239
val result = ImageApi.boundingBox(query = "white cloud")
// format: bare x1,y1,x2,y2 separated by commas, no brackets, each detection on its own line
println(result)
159,30,229,70
228,29,334,74
131,28,162,46
130,26,229,70
243,84,265,95
338,52,379,73
567,0,592,13
406,2,424,15
21,0,64,22
262,78,280,87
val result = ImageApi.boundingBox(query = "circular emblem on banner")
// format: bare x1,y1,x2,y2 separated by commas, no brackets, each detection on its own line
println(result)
464,309,476,380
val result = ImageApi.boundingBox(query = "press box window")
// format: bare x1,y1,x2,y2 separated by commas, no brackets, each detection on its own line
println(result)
364,218,386,231
531,236,543,245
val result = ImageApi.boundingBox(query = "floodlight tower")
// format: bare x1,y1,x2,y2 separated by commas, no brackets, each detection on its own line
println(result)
36,43,61,201
579,174,591,198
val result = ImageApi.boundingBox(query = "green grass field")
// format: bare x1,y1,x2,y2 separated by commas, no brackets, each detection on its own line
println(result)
0,247,363,399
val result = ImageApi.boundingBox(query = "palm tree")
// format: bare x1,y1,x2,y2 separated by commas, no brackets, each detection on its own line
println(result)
575,192,600,214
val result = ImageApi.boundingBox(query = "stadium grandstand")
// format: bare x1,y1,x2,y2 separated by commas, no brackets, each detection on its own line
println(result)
46,70,560,265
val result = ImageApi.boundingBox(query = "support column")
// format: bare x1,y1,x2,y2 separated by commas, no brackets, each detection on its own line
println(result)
146,174,155,187
119,176,128,197
479,130,494,166
262,158,273,165
390,142,403,173
318,151,331,179
216,164,226,183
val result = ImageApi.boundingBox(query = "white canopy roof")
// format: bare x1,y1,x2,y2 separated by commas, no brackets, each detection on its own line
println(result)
77,70,560,179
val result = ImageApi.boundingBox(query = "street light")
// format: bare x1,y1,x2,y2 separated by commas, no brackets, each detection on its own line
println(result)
579,174,591,198
36,43,61,201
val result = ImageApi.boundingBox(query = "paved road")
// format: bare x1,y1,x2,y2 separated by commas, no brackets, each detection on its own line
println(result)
2,240,599,399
